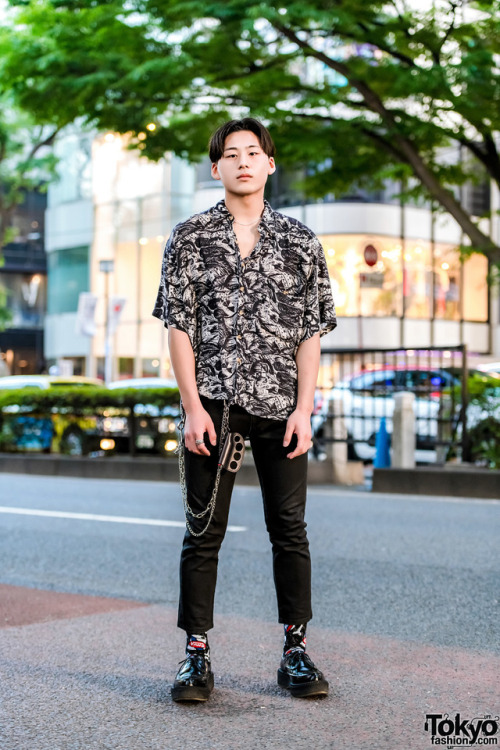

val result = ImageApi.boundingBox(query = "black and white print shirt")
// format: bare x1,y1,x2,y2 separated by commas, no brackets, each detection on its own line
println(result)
153,200,337,420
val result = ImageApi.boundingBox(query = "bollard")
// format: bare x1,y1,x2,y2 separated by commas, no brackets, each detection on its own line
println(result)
374,416,391,468
392,392,416,468
323,397,364,485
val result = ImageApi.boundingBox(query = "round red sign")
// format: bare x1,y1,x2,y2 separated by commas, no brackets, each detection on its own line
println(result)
364,244,378,267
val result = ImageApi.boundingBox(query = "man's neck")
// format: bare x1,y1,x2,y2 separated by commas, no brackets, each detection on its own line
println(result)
224,192,265,223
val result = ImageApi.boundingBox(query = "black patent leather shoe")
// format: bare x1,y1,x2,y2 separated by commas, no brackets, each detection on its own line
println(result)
277,649,329,698
171,653,214,702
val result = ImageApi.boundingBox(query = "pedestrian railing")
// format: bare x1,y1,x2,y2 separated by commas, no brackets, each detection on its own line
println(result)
312,345,468,463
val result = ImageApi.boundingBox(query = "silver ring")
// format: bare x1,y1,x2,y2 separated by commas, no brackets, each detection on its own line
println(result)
195,439,204,445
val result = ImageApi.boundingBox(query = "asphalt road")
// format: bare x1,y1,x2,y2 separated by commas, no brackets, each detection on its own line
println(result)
0,472,498,750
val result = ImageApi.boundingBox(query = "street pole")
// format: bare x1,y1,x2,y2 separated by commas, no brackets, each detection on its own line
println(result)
99,259,114,384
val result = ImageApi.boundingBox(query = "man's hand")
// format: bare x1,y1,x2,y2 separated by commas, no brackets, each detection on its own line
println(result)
184,406,217,456
283,408,313,459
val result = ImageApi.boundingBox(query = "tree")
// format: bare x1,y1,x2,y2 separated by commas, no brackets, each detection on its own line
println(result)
1,0,500,264
0,100,59,329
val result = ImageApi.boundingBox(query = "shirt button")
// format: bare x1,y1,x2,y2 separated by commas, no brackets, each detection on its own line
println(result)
239,310,244,316
237,335,242,340
240,286,244,292
237,358,241,364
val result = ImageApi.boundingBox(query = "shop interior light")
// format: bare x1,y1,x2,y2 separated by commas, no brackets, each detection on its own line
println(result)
441,262,449,270
137,132,147,141
139,237,149,245
165,440,178,452
146,123,157,131
100,439,116,451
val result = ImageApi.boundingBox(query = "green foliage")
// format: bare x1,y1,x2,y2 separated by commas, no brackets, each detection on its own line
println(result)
0,386,180,413
466,373,500,468
1,0,500,260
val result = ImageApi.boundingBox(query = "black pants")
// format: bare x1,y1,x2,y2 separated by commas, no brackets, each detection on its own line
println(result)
178,395,312,633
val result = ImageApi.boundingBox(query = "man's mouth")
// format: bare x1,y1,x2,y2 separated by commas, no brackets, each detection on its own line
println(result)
237,174,252,179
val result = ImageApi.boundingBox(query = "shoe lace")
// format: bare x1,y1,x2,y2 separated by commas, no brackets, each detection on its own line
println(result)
178,651,209,668
284,648,314,668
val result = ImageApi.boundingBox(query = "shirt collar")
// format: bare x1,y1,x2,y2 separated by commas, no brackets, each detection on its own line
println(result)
212,199,276,236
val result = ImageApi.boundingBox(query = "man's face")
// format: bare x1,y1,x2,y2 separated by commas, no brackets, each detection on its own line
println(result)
211,130,276,196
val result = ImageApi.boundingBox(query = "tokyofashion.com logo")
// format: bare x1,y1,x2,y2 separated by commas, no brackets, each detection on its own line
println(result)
425,713,499,746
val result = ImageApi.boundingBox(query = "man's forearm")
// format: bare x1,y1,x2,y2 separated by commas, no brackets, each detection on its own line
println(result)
295,333,321,415
168,327,202,413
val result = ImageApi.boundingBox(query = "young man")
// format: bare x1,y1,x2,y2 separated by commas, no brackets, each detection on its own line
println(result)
153,118,337,701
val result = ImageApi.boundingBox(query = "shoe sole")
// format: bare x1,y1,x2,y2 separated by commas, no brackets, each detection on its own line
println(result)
277,668,329,698
171,673,214,702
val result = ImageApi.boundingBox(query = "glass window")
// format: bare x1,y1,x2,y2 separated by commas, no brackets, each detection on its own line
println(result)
47,247,89,314
0,272,46,328
433,245,460,320
403,241,432,318
142,358,160,377
463,252,488,322
118,358,134,379
351,370,396,393
320,235,402,317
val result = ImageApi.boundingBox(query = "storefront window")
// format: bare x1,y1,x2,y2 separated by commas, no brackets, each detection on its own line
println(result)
433,244,460,320
320,234,488,324
463,252,488,322
320,234,402,317
403,241,432,318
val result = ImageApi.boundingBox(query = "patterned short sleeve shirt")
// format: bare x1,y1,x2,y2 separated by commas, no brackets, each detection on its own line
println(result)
153,200,337,420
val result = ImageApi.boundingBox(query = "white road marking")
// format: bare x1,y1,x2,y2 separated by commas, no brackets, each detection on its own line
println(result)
0,506,246,532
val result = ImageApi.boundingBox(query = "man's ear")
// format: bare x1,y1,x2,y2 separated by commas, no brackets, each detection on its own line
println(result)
211,162,221,181
268,157,276,175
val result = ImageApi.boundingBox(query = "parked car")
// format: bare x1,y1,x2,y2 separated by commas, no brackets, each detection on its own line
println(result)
0,375,103,390
313,366,463,462
477,362,500,375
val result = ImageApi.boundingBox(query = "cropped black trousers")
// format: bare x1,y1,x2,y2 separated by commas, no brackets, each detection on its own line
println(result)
177,395,312,633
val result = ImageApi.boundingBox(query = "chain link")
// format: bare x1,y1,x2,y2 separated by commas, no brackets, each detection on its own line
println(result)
176,399,230,537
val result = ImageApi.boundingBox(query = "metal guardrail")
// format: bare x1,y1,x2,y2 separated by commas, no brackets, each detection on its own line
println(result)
312,345,468,463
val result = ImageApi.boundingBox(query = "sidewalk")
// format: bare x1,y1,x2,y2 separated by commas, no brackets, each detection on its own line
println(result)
1,586,498,750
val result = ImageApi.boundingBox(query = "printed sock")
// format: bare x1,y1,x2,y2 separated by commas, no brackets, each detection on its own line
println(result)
283,624,307,656
186,633,210,661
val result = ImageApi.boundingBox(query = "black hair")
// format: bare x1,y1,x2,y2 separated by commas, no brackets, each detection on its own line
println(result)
209,117,275,163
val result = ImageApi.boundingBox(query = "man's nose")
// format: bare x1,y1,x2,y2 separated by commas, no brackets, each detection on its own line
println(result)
238,156,249,168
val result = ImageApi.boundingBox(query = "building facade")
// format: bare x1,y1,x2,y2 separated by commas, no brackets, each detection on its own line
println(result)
0,190,47,376
43,131,500,381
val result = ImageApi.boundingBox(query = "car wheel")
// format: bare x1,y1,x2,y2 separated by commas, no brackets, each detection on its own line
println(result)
60,427,88,456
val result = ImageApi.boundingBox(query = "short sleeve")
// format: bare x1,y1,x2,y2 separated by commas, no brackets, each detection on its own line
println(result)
299,237,337,344
152,227,197,348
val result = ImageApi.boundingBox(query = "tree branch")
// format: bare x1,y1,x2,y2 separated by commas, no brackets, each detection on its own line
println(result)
271,20,500,261
26,126,61,162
